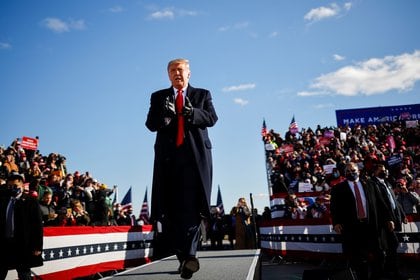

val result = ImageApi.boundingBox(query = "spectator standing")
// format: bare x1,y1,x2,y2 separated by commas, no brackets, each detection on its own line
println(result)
0,172,43,279
83,178,97,218
208,206,224,250
39,190,58,226
395,178,420,215
231,197,255,249
283,192,299,219
146,58,218,279
2,149,19,176
71,199,91,226
306,196,328,219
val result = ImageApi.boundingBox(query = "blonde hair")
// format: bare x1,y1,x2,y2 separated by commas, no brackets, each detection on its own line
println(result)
167,58,190,71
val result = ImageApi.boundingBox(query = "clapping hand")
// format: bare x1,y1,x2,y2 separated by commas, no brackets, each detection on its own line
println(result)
164,95,176,117
183,96,194,117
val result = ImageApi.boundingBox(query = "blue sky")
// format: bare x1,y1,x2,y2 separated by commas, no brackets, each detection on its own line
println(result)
1,0,420,215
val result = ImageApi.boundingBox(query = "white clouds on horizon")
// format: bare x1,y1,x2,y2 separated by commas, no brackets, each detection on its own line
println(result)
0,42,11,50
298,50,420,96
304,2,352,23
222,83,256,92
148,7,198,20
233,98,249,106
41,17,86,33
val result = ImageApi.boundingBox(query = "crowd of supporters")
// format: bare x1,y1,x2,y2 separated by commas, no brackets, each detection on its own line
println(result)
0,138,136,226
262,121,420,219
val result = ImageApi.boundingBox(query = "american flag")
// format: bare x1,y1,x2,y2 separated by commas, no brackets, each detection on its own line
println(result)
139,188,150,225
120,186,132,212
216,185,225,216
289,115,299,134
261,119,267,137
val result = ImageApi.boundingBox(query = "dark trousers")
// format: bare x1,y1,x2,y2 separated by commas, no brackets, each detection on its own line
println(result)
341,221,383,280
0,238,35,280
0,267,31,280
383,230,400,275
156,143,205,263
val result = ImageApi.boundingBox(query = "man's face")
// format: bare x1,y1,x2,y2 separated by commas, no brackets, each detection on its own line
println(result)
168,62,190,90
43,193,52,204
7,178,24,197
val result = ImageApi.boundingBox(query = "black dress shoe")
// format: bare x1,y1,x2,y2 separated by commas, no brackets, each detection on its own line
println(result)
180,268,193,279
180,257,200,279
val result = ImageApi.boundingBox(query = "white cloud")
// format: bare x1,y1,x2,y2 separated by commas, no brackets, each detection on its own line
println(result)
148,8,198,20
233,98,249,106
218,21,249,32
222,83,256,92
304,2,352,23
297,91,330,97
333,54,345,61
306,50,420,96
149,9,175,20
178,9,198,17
313,103,335,109
109,6,124,13
41,17,86,33
304,3,339,22
269,31,279,38
344,2,353,10
0,42,11,50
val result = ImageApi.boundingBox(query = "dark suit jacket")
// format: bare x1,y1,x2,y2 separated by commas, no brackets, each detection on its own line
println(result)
370,177,405,232
0,192,44,269
330,179,391,251
146,85,218,222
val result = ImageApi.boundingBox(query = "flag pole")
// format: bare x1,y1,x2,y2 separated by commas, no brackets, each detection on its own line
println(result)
249,193,258,249
261,119,273,197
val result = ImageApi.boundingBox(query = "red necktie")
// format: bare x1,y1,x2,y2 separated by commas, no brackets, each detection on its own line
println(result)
353,182,366,219
175,90,184,147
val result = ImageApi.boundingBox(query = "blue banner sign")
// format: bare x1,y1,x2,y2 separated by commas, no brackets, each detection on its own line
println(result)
336,104,420,127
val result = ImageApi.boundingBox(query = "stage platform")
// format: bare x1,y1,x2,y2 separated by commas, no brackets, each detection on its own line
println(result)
104,249,261,280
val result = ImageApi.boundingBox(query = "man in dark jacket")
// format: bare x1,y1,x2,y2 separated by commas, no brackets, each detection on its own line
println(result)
0,172,43,280
146,58,217,279
370,164,407,279
330,163,393,280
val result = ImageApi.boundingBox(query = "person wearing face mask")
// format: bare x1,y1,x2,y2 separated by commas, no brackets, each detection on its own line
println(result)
0,172,43,280
330,163,393,280
146,58,218,279
328,167,346,187
369,164,407,279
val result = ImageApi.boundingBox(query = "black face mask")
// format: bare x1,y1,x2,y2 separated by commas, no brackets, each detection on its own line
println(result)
377,171,387,179
10,186,22,197
346,172,359,181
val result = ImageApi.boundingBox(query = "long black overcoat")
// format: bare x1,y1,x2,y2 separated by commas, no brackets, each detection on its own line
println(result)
146,85,218,222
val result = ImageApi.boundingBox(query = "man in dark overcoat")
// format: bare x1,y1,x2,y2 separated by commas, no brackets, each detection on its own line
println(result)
0,172,43,280
369,163,407,279
330,163,393,280
146,58,217,279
